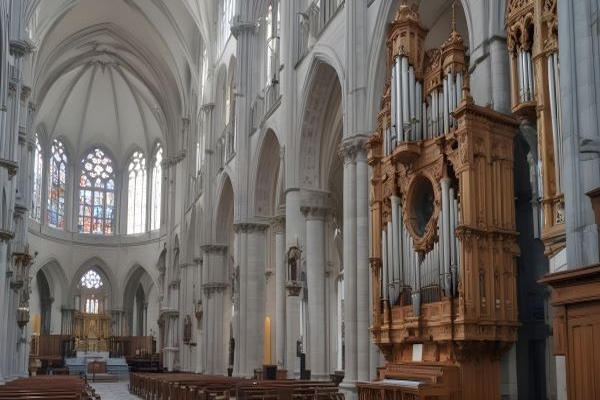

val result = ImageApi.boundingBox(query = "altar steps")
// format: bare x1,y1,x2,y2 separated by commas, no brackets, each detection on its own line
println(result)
65,357,129,381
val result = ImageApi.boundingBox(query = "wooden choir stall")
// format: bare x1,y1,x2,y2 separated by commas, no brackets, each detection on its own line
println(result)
361,2,520,399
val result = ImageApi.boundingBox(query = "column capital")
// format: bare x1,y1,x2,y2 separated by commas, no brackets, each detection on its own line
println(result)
338,135,369,163
8,81,17,97
271,215,286,233
162,150,187,167
233,221,270,233
200,102,215,112
300,205,329,220
202,282,228,297
0,229,15,243
10,39,33,58
230,18,259,38
20,86,31,103
300,189,331,220
286,281,303,297
200,244,228,254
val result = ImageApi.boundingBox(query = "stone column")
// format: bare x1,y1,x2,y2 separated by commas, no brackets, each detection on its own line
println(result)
338,136,370,395
283,187,305,379
339,140,357,387
355,143,370,380
272,215,286,367
0,234,13,383
200,244,228,375
234,222,269,376
301,193,330,379
286,280,303,378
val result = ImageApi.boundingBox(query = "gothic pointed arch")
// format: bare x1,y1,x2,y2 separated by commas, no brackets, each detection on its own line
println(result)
252,129,281,216
68,257,117,311
298,60,343,190
122,263,156,336
214,174,234,244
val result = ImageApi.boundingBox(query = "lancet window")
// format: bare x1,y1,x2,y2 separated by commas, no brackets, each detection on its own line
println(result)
127,151,147,234
31,135,43,222
78,148,115,235
150,144,163,231
47,139,67,229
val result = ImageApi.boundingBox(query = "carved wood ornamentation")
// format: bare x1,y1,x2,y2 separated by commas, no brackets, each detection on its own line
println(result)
506,0,564,258
363,3,520,399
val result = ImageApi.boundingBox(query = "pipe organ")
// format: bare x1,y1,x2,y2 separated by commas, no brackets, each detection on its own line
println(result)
362,2,520,399
506,0,564,257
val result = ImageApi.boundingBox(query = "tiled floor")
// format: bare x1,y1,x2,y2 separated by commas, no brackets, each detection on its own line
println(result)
90,381,139,400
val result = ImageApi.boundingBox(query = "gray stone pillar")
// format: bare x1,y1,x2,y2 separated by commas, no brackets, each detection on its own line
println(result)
339,139,358,386
301,199,328,379
0,238,11,383
273,216,286,367
201,244,228,375
355,144,370,380
338,136,371,395
234,222,269,376
286,281,302,378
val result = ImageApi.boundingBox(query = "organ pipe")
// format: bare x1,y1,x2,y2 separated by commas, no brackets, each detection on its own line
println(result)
401,56,410,128
416,82,422,140
449,188,457,268
441,177,452,296
391,196,400,285
395,59,403,142
387,221,395,304
456,73,463,105
548,53,562,192
391,59,397,152
449,188,458,297
448,73,455,126
381,229,388,299
397,202,405,285
527,51,534,99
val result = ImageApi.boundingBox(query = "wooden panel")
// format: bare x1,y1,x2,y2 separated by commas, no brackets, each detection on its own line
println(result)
87,361,107,374
37,335,71,359
567,302,600,400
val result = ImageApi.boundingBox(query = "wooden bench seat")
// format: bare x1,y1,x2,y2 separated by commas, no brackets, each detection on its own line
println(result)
0,375,95,400
130,372,344,400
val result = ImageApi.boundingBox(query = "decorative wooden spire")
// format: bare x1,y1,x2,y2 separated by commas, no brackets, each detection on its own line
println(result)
441,1,466,75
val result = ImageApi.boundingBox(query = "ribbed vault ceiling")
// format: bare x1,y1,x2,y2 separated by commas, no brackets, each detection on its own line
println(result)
27,0,212,160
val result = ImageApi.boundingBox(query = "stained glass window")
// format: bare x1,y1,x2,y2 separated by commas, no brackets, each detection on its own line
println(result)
81,270,103,289
127,151,147,234
78,148,115,234
31,135,43,221
85,298,99,314
47,139,67,229
150,145,163,230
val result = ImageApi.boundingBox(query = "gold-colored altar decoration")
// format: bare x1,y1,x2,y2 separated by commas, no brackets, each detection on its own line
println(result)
360,2,520,399
74,312,111,352
506,0,563,257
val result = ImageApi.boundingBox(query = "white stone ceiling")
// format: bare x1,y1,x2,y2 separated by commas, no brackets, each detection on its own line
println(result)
26,0,212,161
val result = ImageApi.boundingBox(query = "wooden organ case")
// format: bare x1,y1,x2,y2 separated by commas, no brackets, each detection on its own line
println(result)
360,2,520,399
506,0,563,257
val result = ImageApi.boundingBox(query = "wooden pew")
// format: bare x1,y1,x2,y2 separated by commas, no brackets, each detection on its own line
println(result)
129,371,344,400
0,375,97,400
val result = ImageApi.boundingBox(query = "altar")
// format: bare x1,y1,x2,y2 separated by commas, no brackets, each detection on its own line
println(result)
73,312,111,352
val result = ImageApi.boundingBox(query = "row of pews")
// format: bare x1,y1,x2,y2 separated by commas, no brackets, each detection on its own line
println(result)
0,375,99,400
129,373,344,400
